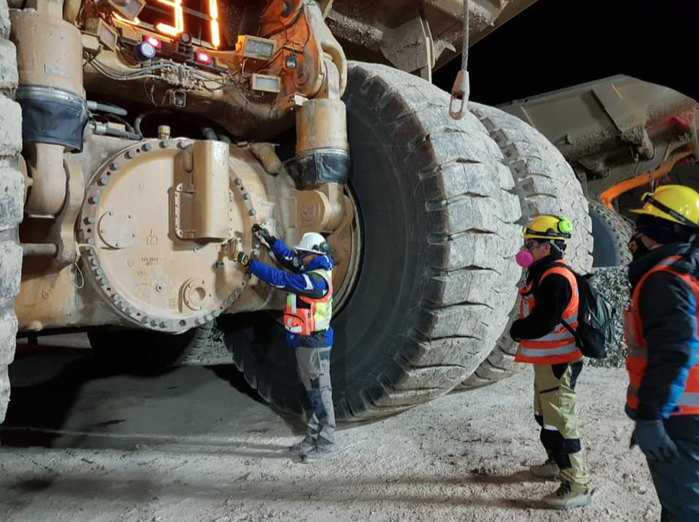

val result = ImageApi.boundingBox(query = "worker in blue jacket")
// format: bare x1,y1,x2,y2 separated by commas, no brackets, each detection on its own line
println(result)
236,224,335,463
625,185,699,520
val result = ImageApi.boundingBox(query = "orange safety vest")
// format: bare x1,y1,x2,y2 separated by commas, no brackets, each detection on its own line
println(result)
515,261,582,365
625,255,699,416
283,269,333,336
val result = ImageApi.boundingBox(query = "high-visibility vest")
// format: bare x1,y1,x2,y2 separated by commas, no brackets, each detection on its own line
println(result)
625,255,699,416
283,269,333,336
515,261,583,365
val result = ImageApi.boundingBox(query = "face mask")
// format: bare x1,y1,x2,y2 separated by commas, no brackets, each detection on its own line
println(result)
627,233,650,260
289,255,303,271
516,250,534,268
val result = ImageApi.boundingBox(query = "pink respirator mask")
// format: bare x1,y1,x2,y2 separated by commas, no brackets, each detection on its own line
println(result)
515,250,534,268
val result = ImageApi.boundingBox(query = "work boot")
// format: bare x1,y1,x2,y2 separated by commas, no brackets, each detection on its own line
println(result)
529,458,560,479
542,481,591,510
290,439,315,456
302,445,336,464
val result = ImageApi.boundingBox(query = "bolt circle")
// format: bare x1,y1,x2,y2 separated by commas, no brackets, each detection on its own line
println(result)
79,142,252,332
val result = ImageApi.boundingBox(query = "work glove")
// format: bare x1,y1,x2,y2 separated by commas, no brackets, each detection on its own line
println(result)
252,224,275,248
630,419,679,461
234,251,251,267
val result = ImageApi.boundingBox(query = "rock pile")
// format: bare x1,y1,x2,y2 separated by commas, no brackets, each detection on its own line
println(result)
587,266,631,368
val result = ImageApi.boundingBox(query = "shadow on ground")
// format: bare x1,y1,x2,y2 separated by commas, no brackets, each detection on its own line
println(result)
1,344,290,449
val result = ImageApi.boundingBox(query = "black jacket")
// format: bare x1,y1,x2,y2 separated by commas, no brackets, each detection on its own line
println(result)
510,252,573,341
628,241,699,439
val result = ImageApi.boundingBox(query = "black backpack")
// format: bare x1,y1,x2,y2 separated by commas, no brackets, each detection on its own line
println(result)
552,264,615,359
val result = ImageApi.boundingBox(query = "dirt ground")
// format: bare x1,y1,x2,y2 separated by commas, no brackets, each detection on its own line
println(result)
0,345,659,522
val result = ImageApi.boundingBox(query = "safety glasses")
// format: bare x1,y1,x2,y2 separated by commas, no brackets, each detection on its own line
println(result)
524,240,544,250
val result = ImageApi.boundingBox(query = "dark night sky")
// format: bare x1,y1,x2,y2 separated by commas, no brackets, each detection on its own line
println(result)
433,0,699,106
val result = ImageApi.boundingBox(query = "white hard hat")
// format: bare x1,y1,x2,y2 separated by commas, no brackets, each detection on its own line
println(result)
294,232,328,254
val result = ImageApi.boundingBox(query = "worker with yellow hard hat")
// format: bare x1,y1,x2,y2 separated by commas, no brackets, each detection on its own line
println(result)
510,214,592,510
625,184,699,520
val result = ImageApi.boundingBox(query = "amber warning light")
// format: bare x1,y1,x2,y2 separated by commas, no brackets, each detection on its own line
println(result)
120,0,222,49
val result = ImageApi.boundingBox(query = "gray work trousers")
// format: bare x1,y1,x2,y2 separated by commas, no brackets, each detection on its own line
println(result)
647,436,699,521
295,346,335,446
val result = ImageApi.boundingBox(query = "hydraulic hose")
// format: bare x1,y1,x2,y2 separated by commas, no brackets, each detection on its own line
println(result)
86,100,128,116
201,127,218,141
90,123,141,140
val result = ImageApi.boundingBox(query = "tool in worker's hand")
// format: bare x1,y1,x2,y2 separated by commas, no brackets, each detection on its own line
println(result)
235,251,251,267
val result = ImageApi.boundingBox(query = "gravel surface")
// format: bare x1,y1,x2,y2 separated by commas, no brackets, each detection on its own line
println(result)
0,352,658,522
587,267,631,369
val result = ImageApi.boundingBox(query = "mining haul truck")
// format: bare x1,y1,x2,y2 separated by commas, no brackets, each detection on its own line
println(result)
0,0,695,424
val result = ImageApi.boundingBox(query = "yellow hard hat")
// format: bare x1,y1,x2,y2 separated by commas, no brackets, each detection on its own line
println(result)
630,185,699,228
523,215,572,241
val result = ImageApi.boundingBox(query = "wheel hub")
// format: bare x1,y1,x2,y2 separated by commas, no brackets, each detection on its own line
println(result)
78,139,258,333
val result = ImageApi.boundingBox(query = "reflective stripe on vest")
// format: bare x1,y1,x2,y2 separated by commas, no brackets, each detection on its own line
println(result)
515,261,583,365
625,255,699,416
532,312,579,343
680,392,699,406
283,269,333,336
517,342,579,358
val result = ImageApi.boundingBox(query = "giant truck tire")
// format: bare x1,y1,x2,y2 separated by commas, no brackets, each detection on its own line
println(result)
459,104,594,390
219,62,522,421
88,322,223,374
588,200,632,267
0,2,24,425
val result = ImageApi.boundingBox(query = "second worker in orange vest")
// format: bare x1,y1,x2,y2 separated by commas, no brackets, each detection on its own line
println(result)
625,185,699,520
509,215,591,510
